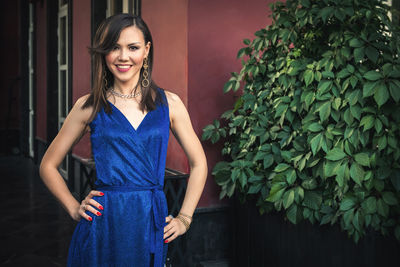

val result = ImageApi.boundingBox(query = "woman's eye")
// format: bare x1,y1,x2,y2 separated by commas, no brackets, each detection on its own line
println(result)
112,46,119,51
129,46,138,51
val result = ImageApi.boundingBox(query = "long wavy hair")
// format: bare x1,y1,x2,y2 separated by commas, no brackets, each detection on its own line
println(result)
82,13,163,123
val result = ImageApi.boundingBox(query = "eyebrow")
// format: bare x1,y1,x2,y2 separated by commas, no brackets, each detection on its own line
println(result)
114,42,142,46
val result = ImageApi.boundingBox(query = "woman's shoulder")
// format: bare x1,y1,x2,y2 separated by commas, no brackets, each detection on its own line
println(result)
72,93,94,125
162,89,183,106
75,93,91,106
161,89,189,125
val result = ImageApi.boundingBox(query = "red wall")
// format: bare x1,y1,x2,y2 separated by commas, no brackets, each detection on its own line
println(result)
35,1,47,141
71,0,92,158
142,0,190,173
188,0,273,207
143,0,274,208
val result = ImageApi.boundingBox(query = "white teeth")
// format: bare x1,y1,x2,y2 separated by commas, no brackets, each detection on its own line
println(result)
117,65,130,69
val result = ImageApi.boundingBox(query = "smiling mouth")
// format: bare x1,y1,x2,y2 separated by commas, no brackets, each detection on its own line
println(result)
116,65,132,72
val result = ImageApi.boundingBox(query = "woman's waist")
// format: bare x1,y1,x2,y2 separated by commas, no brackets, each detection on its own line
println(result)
95,183,163,192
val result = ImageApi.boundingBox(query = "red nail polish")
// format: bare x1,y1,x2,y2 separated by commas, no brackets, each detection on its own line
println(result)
164,240,169,243
99,205,104,210
99,192,104,196
88,217,92,221
97,212,102,216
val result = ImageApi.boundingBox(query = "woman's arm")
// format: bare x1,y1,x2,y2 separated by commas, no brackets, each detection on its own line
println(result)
39,94,97,221
163,91,208,242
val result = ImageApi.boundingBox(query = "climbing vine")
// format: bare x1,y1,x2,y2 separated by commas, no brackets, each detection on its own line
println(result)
202,0,400,242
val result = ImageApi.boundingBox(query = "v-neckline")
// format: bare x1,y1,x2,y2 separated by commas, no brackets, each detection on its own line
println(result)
107,100,151,132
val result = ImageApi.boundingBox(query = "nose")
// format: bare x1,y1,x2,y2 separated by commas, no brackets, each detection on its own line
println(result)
118,48,129,61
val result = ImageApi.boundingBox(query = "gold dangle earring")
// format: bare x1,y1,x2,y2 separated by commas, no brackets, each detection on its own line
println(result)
141,57,150,88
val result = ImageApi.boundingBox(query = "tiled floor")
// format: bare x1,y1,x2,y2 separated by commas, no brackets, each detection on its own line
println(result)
0,155,77,266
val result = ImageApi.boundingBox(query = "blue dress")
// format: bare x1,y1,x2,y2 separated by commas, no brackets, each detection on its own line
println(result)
67,87,170,266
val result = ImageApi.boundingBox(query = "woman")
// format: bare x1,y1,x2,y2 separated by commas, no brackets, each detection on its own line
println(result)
39,14,207,266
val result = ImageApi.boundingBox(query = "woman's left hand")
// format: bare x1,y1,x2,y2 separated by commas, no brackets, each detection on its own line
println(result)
163,215,188,243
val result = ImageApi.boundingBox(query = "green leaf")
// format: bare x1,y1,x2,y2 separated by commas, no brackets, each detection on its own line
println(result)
310,133,323,155
274,163,290,172
373,83,389,107
308,122,324,132
354,153,370,167
223,81,234,93
391,171,400,192
362,197,377,214
350,162,364,186
286,204,300,224
248,184,263,194
349,38,364,48
238,171,247,188
363,70,382,81
319,101,331,122
303,191,322,210
350,104,361,121
324,160,342,177
354,47,365,62
337,69,351,79
237,48,246,59
304,70,314,86
389,81,400,102
243,38,251,45
344,108,354,125
319,6,334,23
318,80,333,94
340,197,356,211
375,119,383,133
353,210,361,231
266,183,286,202
302,179,318,190
225,182,235,197
283,189,295,209
378,135,387,151
322,70,334,78
382,191,398,205
335,163,346,187
286,169,296,185
263,154,274,168
377,199,389,217
332,98,341,110
343,208,354,229
363,81,378,97
325,148,347,161
213,161,232,185
360,115,375,131
365,46,379,63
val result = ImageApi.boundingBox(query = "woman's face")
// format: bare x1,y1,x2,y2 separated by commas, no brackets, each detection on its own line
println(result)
105,25,150,87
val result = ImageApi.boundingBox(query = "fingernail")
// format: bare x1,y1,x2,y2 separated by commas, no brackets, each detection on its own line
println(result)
99,192,104,196
164,240,169,243
97,212,102,216
88,217,92,221
99,205,104,210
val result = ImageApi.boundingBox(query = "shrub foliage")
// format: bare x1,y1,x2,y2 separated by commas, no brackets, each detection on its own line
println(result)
202,0,400,242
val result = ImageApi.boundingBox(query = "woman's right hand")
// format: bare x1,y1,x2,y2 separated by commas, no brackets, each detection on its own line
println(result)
71,190,105,222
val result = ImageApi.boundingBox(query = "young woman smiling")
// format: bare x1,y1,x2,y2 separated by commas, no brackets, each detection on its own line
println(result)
39,14,207,266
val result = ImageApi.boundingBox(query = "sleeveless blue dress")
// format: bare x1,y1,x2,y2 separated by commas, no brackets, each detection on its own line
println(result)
67,87,170,266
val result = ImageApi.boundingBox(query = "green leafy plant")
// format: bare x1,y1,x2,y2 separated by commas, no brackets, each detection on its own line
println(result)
202,0,400,242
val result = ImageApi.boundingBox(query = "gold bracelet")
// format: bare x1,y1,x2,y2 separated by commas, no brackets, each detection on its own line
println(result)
178,212,193,221
176,215,190,231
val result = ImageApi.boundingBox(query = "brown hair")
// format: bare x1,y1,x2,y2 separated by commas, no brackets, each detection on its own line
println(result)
82,13,164,123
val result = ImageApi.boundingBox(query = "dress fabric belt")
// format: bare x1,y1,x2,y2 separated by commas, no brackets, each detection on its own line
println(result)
96,184,165,266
